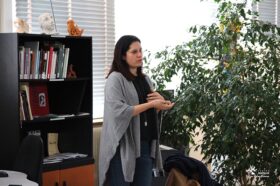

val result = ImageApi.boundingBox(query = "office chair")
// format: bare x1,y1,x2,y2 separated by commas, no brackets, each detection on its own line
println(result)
13,134,44,186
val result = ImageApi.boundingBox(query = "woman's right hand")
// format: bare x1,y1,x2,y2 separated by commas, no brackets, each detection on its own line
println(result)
132,99,174,116
150,99,174,111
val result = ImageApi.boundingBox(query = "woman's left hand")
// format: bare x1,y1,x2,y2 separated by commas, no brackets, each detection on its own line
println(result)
146,91,164,102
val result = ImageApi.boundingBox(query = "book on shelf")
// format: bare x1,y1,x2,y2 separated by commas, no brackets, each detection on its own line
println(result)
45,43,70,79
24,41,40,79
23,47,31,79
62,48,70,78
19,92,26,121
28,83,50,117
19,42,70,80
39,49,48,79
50,51,57,79
20,90,31,120
18,46,25,79
48,133,60,156
20,83,33,120
53,42,65,79
46,46,54,79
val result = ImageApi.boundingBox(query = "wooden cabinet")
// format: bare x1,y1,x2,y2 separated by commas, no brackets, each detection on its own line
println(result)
43,164,94,186
43,170,60,186
0,33,94,184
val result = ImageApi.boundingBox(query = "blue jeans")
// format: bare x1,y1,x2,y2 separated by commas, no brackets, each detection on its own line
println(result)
108,141,153,186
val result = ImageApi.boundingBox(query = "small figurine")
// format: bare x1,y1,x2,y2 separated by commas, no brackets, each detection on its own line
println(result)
14,18,29,33
38,13,56,35
67,64,77,78
67,18,84,36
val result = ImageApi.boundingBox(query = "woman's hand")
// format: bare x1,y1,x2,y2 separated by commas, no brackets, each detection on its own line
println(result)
132,92,174,116
146,92,164,102
150,99,174,111
147,91,174,111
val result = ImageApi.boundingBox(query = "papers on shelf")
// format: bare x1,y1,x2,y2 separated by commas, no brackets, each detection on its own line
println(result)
76,112,90,116
33,113,89,119
32,112,90,122
57,114,75,117
43,152,88,164
49,114,75,121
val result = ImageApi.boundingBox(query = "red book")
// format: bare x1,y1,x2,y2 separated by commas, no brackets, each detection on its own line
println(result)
29,84,49,117
47,46,54,79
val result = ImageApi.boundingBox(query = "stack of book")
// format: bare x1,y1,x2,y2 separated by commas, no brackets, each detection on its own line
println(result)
18,41,70,80
20,83,49,121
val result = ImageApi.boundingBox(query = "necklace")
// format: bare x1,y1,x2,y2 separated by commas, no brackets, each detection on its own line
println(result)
144,110,148,127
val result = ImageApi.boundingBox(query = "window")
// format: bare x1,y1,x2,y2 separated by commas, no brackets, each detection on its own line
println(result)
115,0,218,92
115,0,218,54
254,0,280,26
15,0,115,119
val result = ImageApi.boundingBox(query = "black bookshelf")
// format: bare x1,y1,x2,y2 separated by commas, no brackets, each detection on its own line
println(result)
0,33,93,173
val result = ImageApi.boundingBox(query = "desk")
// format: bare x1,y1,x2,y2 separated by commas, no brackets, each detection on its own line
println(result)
0,170,38,186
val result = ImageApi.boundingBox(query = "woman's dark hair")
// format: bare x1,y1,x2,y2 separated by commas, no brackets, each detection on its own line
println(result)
107,35,144,80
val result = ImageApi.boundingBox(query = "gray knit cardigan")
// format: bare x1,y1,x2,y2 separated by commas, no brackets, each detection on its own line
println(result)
98,72,163,186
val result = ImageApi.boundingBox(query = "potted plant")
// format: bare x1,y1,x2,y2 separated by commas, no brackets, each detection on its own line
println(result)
147,0,280,185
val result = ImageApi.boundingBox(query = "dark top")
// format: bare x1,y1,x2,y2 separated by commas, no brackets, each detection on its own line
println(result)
132,76,158,141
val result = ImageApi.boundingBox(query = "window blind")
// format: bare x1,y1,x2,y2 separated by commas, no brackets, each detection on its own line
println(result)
15,0,115,119
253,0,280,26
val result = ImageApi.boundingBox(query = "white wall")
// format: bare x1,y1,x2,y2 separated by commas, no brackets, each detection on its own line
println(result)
0,0,15,32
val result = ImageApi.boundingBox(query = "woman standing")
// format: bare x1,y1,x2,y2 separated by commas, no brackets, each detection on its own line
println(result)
99,35,174,186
